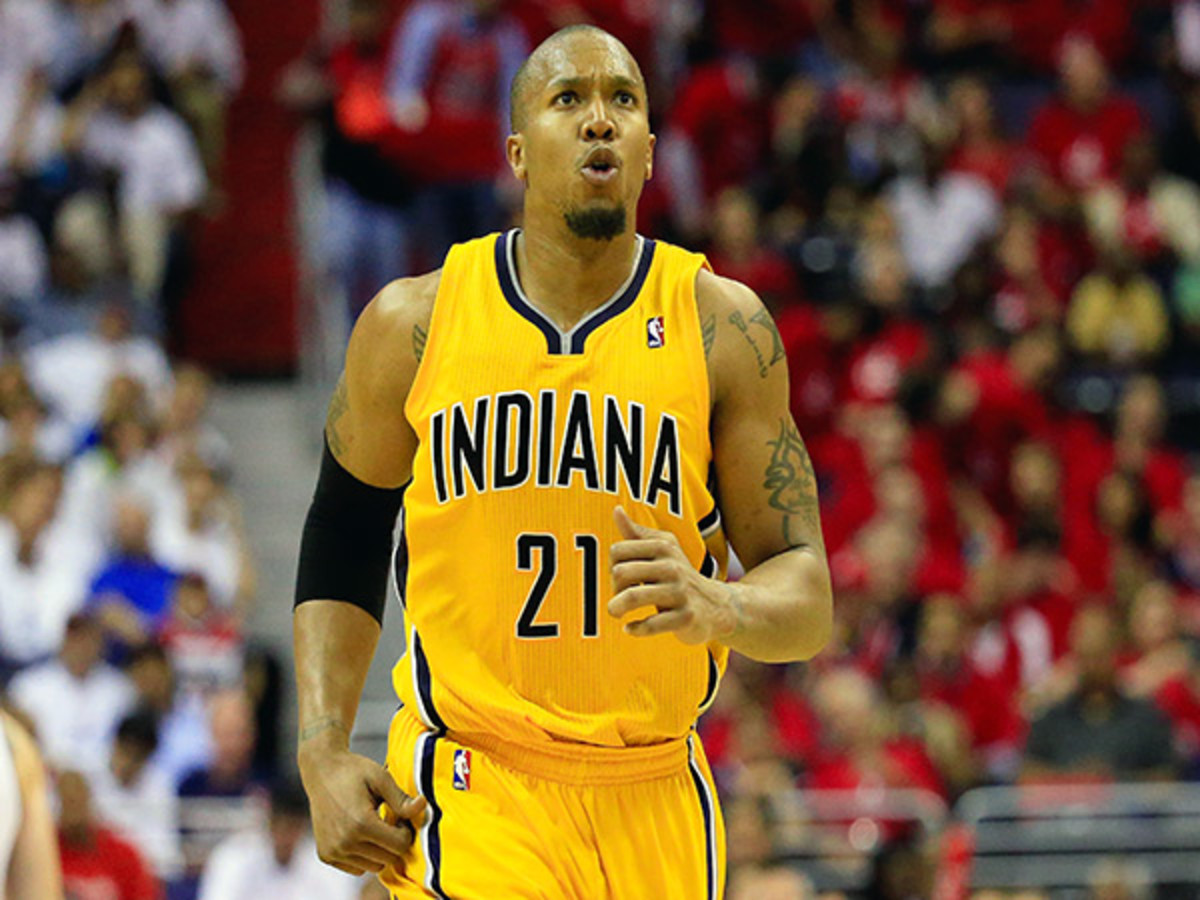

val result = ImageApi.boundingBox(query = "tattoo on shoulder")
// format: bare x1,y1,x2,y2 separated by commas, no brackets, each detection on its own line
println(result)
326,374,349,456
729,307,784,378
413,323,427,364
729,311,767,377
702,314,716,359
763,417,823,549
749,308,786,366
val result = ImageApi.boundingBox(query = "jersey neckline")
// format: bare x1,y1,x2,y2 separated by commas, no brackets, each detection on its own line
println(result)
493,229,657,355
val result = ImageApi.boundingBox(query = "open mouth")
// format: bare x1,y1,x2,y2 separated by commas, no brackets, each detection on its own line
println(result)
581,151,620,184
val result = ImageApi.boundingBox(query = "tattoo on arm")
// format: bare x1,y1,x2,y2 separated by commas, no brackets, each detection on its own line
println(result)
298,715,349,744
749,309,785,366
326,374,349,457
413,323,427,364
729,311,768,377
702,314,716,359
763,417,824,550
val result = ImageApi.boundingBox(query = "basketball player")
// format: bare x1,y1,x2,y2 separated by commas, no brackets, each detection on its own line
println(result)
294,25,832,898
1,708,64,899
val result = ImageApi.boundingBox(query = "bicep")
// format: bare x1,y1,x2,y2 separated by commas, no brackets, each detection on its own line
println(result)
707,281,823,570
325,288,424,488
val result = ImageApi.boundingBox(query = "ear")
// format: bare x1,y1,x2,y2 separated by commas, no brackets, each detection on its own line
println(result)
644,132,656,182
506,133,527,184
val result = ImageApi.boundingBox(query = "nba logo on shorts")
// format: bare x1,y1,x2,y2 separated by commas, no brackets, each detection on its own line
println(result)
646,316,665,348
453,749,471,790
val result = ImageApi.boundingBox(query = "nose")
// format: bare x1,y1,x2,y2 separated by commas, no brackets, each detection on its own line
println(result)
581,96,616,142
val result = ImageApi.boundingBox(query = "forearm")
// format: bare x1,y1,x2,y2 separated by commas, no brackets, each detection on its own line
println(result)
293,600,381,756
720,547,832,663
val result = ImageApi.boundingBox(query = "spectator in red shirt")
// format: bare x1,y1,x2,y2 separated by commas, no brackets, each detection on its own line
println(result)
57,768,160,900
990,206,1068,335
385,0,528,261
946,75,1019,199
843,244,931,407
915,595,1027,777
707,188,801,311
1122,580,1191,699
660,57,771,236
278,0,416,313
1027,36,1143,192
936,326,1059,515
806,667,946,801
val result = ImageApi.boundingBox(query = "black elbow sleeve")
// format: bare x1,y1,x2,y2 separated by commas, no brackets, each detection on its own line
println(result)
294,438,406,624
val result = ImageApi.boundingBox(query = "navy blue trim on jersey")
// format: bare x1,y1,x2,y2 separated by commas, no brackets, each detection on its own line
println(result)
495,232,561,354
699,651,719,712
567,238,656,354
494,230,656,356
687,736,719,900
699,552,718,579
413,632,448,732
419,733,447,899
393,506,408,610
697,505,720,536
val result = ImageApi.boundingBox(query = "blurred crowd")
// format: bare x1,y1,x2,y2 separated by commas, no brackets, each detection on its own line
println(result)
0,0,349,897
4,0,1200,896
284,0,1200,896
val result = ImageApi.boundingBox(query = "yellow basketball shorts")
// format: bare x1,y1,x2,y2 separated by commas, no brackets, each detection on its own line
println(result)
379,707,726,899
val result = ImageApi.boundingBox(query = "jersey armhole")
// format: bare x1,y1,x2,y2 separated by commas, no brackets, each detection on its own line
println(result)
404,248,463,422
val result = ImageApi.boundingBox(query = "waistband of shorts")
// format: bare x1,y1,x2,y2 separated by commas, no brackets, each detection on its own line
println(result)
394,706,691,786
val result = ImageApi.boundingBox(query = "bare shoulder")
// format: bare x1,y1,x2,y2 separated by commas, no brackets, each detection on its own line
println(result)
343,269,442,395
694,268,787,404
695,267,762,320
354,269,441,356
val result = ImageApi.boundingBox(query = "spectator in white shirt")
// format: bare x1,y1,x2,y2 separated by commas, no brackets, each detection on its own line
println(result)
151,455,255,620
197,779,361,900
0,463,101,672
67,51,205,300
0,0,58,179
24,302,172,436
131,0,243,189
88,708,183,881
886,131,1000,298
7,613,136,772
59,404,176,549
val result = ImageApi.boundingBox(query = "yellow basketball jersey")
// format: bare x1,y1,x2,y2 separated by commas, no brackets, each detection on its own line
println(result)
394,230,729,756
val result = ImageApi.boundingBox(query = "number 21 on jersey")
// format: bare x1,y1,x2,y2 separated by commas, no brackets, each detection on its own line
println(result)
515,533,600,640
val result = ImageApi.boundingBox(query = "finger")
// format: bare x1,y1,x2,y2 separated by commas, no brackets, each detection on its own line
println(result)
625,608,694,637
340,853,386,875
608,583,679,619
369,766,428,825
611,559,675,592
610,538,674,564
341,836,401,871
613,505,655,540
358,811,420,861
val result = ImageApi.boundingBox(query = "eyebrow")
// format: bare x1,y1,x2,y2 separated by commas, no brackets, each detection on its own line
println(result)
545,74,642,95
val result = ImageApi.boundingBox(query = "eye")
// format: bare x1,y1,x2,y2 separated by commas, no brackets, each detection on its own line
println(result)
554,90,579,106
615,90,636,106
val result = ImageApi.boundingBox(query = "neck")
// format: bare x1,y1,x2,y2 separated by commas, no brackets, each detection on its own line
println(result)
515,211,639,332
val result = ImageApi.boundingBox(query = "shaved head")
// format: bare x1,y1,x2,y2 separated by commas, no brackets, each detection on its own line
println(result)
509,25,646,132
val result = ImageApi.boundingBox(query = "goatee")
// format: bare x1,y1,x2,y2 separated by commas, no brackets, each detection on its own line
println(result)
564,206,627,241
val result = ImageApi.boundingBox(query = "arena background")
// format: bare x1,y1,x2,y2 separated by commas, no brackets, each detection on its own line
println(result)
2,0,1200,898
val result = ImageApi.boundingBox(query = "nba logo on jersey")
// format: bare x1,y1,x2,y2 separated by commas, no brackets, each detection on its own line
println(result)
646,316,665,348
453,749,471,790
